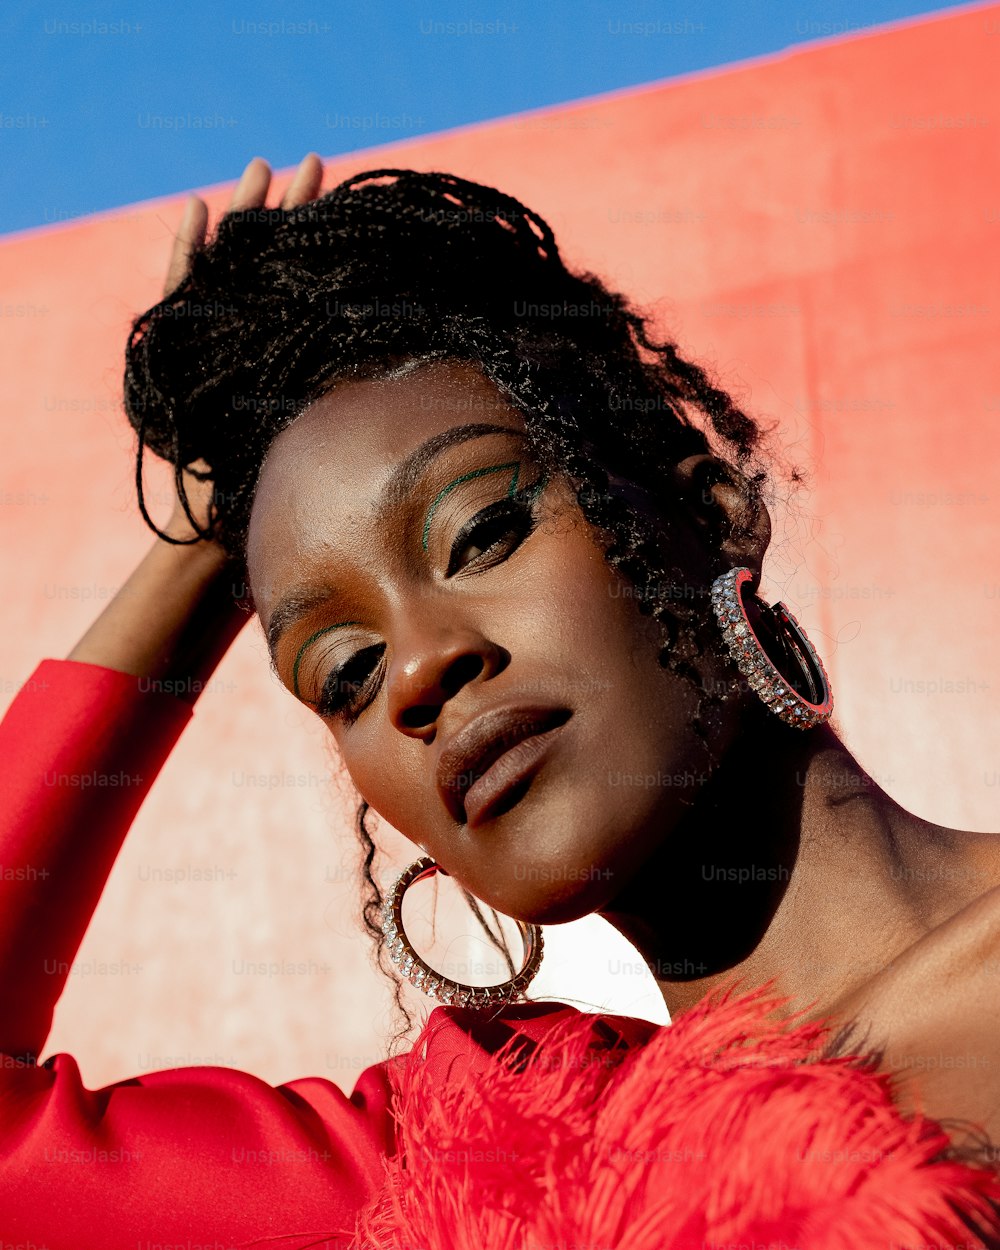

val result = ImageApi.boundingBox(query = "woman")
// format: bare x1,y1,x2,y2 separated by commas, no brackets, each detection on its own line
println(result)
2,153,999,1248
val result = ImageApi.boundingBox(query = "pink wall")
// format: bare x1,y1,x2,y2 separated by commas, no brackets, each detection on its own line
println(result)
2,3,998,1087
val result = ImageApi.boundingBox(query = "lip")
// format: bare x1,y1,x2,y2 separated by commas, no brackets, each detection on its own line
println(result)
436,704,572,828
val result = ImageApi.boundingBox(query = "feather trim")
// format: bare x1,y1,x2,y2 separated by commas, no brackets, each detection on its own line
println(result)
354,980,1000,1250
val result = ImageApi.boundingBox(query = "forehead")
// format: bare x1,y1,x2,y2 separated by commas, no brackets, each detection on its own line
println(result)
244,360,527,607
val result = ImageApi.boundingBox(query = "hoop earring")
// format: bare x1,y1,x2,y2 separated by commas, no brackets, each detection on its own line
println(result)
380,856,544,1010
710,567,833,729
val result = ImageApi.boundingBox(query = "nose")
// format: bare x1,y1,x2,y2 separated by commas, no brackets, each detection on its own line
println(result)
385,616,508,738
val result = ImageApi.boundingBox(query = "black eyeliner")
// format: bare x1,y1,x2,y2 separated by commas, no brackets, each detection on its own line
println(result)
444,478,546,578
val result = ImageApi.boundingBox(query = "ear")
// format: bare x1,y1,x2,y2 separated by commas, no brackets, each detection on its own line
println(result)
672,454,770,585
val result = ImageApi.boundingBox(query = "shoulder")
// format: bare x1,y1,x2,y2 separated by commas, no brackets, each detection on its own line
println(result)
810,878,1000,1157
409,997,660,1085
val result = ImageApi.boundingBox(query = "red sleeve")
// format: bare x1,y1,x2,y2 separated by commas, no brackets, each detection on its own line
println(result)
0,659,397,1248
0,659,196,1060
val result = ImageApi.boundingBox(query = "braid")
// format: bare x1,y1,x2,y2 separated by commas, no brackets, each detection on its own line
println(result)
124,167,774,1037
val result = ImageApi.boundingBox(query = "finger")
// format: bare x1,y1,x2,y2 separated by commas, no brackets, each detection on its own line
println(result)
229,157,272,211
281,153,324,209
163,195,208,296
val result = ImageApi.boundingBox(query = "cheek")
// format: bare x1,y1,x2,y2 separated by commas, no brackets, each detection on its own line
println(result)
331,721,424,845
531,516,676,692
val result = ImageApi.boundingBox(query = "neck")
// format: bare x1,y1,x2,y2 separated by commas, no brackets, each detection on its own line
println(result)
599,705,965,1022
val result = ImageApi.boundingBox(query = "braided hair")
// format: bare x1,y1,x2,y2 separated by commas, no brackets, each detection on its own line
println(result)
124,168,773,1034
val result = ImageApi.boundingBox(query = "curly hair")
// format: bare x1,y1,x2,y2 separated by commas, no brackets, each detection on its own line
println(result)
123,167,774,1036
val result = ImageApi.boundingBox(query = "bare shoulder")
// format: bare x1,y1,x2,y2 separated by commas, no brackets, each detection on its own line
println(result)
816,842,1000,1156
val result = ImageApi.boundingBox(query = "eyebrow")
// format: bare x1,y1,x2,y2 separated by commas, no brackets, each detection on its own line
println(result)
265,420,526,668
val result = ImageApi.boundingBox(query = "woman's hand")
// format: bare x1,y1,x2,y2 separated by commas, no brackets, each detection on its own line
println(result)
160,154,326,552
67,156,328,690
163,153,324,296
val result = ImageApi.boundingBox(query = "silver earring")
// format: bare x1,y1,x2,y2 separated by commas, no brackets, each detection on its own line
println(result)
711,567,833,729
380,856,544,1010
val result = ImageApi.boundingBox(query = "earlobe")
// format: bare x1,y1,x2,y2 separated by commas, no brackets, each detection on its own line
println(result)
672,453,771,581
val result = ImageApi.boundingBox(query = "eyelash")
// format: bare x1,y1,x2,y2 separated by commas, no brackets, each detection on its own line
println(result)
315,485,543,723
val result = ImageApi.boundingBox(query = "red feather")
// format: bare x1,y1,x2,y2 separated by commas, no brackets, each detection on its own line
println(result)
354,981,1000,1249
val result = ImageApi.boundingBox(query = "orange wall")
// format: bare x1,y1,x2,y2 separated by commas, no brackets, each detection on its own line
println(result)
2,4,998,1087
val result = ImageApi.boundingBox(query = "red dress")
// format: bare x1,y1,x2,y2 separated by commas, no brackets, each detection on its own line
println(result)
1,659,999,1249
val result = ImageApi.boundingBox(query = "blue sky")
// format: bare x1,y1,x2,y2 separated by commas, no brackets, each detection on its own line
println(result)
0,0,975,235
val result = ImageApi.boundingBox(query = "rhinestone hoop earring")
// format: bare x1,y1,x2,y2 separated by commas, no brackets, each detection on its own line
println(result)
710,567,833,729
380,856,544,1010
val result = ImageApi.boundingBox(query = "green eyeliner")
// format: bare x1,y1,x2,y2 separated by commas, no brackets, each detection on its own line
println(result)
526,471,548,503
421,460,522,550
292,621,361,700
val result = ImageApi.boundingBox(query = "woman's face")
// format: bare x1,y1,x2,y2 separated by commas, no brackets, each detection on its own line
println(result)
246,359,728,924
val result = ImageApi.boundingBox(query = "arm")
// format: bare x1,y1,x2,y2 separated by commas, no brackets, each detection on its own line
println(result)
65,531,250,702
0,479,401,1247
0,536,247,1062
0,153,284,1054
0,531,404,1249
0,156,407,1247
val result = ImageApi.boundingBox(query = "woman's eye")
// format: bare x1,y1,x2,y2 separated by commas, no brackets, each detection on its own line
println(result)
313,481,545,720
445,485,543,578
316,644,385,722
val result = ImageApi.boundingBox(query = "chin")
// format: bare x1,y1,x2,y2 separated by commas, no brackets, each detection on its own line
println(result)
510,887,613,928
444,752,679,927
504,807,673,928
487,843,639,927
